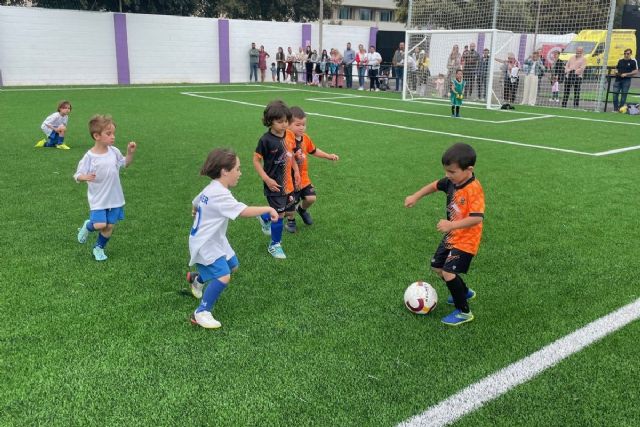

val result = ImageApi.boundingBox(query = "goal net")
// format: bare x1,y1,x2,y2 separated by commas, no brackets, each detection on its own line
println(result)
403,0,617,111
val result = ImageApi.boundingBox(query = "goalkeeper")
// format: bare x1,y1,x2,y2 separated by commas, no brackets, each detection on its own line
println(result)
450,69,466,118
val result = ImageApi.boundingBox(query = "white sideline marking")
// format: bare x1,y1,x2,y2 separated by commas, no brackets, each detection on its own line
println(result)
398,298,640,427
593,145,640,156
182,92,593,156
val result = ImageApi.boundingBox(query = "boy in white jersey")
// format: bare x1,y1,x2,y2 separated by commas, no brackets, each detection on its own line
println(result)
186,148,278,329
35,100,72,149
74,115,137,261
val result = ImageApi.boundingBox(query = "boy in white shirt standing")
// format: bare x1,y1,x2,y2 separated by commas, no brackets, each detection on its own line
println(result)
187,148,278,329
74,115,137,261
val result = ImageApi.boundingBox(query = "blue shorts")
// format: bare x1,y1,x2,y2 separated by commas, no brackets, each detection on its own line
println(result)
196,255,239,282
90,207,125,225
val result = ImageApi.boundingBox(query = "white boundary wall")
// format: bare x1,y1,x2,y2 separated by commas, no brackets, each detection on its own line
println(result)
0,6,117,85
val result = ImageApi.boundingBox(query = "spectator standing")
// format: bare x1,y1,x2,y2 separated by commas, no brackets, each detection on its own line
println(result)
318,49,329,87
416,49,430,97
356,44,368,90
447,45,462,83
462,43,480,98
476,48,490,100
612,49,639,112
366,45,382,91
286,47,296,83
275,47,286,82
550,50,565,84
249,43,259,82
521,51,544,106
562,47,586,108
392,42,405,91
296,47,307,83
495,53,520,108
343,42,356,89
258,46,270,83
305,46,314,84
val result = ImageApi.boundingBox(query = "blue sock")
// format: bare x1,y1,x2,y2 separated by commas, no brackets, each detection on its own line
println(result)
58,136,65,146
260,212,271,222
95,233,110,248
196,278,227,313
45,132,57,147
270,218,283,245
86,221,96,232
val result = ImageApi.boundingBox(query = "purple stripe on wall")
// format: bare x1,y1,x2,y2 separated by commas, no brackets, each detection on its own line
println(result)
302,23,311,48
477,33,485,53
518,34,527,64
0,69,3,87
113,13,130,85
218,19,230,83
369,27,378,48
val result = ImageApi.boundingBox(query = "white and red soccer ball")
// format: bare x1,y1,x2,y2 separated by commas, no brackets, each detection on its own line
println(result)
404,281,438,314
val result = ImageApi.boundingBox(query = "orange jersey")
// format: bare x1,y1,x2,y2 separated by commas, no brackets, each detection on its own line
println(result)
286,132,317,188
437,176,485,255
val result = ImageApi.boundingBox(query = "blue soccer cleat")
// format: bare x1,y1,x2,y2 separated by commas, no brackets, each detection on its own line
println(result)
441,309,474,326
447,288,476,305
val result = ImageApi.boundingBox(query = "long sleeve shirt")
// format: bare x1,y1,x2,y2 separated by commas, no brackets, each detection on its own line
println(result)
565,55,587,77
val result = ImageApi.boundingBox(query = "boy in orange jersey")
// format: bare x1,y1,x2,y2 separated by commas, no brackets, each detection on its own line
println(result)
285,106,339,232
405,143,484,326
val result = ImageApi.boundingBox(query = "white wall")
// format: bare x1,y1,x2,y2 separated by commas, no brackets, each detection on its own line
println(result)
312,23,370,55
126,13,219,84
229,20,301,83
0,6,117,85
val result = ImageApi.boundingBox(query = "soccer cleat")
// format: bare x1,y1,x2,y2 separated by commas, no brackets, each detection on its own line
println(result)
285,219,297,233
186,272,204,299
77,220,90,244
257,216,271,236
441,309,474,326
447,288,477,305
267,243,286,259
56,144,71,150
190,310,222,329
34,139,46,148
297,207,313,225
93,246,108,261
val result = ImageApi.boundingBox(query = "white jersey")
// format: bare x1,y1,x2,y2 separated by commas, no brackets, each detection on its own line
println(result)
41,112,68,136
366,52,382,70
189,180,247,267
73,146,126,210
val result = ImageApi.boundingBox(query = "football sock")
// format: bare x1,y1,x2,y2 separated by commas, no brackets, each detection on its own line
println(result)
445,276,470,313
196,278,227,313
260,212,271,223
458,275,469,294
451,106,455,115
271,218,283,245
86,221,96,232
455,106,460,115
95,232,110,249
45,133,57,147
58,135,65,146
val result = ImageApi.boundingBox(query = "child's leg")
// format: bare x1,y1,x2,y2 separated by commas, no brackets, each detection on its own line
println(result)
300,194,316,211
271,212,285,244
455,106,460,117
451,105,455,116
442,271,470,313
44,131,59,147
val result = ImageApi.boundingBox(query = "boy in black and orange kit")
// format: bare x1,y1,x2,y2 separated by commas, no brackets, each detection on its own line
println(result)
284,106,339,232
405,143,485,326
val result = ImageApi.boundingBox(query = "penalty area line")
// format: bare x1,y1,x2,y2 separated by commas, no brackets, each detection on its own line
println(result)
398,297,640,427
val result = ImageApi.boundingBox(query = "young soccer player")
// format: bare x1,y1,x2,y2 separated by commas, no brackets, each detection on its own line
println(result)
186,148,278,329
404,143,485,326
450,69,465,117
284,106,339,232
74,115,137,261
253,100,299,259
35,100,72,149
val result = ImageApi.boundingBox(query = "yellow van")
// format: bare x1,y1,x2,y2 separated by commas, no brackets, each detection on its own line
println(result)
559,29,636,68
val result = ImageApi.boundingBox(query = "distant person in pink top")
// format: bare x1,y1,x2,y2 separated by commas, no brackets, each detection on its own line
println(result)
562,46,587,108
258,46,270,83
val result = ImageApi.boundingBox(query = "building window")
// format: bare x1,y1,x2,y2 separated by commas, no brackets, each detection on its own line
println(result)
359,8,372,21
379,10,394,22
339,6,352,20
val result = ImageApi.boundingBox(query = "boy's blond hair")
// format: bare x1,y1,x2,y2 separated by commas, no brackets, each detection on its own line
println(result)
88,114,115,139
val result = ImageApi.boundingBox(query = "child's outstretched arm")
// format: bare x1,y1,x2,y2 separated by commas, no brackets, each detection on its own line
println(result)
240,206,278,222
253,153,281,192
312,148,339,161
125,141,137,167
404,180,438,208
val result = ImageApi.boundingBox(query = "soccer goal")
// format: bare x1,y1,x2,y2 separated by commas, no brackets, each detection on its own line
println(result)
403,0,617,112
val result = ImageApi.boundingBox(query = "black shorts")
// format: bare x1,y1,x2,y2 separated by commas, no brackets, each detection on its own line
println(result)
267,194,296,213
296,184,316,201
431,241,474,274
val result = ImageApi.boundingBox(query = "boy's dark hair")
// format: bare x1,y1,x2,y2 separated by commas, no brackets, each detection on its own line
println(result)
201,148,238,179
262,100,292,127
58,100,72,111
88,114,115,139
290,106,306,120
442,143,476,169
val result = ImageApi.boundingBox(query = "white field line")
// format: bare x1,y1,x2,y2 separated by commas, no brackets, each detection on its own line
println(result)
181,92,594,156
398,297,640,427
592,145,640,156
177,89,299,94
306,97,553,124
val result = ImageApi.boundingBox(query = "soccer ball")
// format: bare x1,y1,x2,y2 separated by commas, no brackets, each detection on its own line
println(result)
404,281,438,315
619,105,628,114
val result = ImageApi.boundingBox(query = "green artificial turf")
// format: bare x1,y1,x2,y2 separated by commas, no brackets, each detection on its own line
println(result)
1,84,639,426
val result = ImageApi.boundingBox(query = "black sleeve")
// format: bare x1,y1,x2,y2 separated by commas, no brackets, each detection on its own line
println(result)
436,177,449,192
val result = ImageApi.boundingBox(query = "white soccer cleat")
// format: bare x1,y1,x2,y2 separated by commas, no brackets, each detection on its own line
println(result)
191,311,222,329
